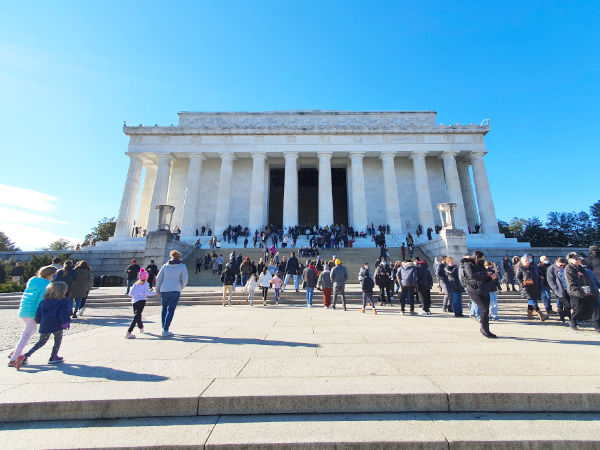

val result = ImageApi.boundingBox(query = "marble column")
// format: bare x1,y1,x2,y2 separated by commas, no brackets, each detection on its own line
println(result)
114,154,143,238
457,160,479,229
248,152,267,233
213,153,236,235
349,152,368,230
470,152,500,234
283,152,299,229
146,154,173,232
409,152,435,229
318,152,334,228
440,151,468,230
379,152,403,233
136,164,157,230
180,154,205,235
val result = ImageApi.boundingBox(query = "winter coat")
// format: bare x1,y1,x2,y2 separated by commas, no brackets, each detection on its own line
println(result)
444,265,461,293
586,251,600,281
515,264,541,301
240,261,253,276
35,298,71,334
317,269,333,290
70,267,92,299
374,265,390,287
399,262,418,287
18,277,50,319
416,262,433,290
436,262,448,284
258,271,273,288
244,276,258,293
361,274,375,293
146,264,158,279
547,263,567,298
129,282,157,303
220,268,236,285
303,266,319,289
156,260,188,292
125,264,141,281
461,258,493,295
330,265,348,287
285,256,300,275
358,266,370,283
565,263,600,300
56,267,77,298
537,263,551,288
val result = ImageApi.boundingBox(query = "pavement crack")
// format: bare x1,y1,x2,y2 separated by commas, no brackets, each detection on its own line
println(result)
426,412,450,449
203,414,222,449
233,357,252,378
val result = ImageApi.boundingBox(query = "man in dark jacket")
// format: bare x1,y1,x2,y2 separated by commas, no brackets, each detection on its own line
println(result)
125,259,140,295
220,263,236,306
444,257,463,317
398,261,418,314
546,257,571,322
303,262,319,307
587,246,600,281
436,256,452,313
375,263,393,306
537,256,554,314
564,252,600,332
283,252,300,292
415,259,433,316
146,260,158,291
462,251,497,338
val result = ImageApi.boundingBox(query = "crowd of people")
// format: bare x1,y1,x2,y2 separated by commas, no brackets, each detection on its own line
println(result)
6,243,600,370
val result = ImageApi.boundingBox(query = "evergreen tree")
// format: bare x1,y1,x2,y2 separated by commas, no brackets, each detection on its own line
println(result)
0,232,20,251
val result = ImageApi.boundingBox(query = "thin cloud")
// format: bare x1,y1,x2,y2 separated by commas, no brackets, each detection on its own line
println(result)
0,184,59,212
1,222,79,251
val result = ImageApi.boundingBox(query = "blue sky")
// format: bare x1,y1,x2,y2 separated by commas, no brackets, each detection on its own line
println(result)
1,1,598,249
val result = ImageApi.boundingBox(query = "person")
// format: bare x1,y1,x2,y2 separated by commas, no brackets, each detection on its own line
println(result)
501,256,516,291
270,272,283,305
397,260,418,314
220,263,236,306
146,260,158,290
70,260,92,318
8,266,58,367
538,256,554,314
415,258,433,316
360,266,377,314
125,259,141,295
317,264,333,308
13,281,71,370
303,261,319,308
195,257,202,274
217,254,224,275
375,262,392,306
516,255,547,322
546,257,571,322
282,252,300,292
444,257,463,317
55,260,77,301
564,252,600,332
586,246,600,281
243,273,258,306
436,256,452,312
11,263,25,283
240,257,253,288
258,267,272,306
330,259,348,310
484,261,499,320
126,268,156,338
401,243,406,261
50,257,63,272
462,251,497,338
155,250,188,337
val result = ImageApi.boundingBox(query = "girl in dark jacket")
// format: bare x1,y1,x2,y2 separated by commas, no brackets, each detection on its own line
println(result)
515,255,548,322
462,251,497,338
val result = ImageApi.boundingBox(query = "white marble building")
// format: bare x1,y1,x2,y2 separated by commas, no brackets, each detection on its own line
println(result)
112,110,509,247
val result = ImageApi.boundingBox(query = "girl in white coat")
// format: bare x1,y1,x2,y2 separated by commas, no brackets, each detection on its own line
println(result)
243,273,258,306
257,267,273,306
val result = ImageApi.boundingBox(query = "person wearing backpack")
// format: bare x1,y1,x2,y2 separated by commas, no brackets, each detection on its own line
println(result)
220,263,236,306
360,267,377,314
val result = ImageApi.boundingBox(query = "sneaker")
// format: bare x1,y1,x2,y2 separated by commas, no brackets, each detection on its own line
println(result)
8,351,13,359
263,301,267,306
360,308,365,314
426,311,432,316
72,313,77,319
161,330,174,337
14,355,27,370
401,310,406,315
139,328,144,333
79,307,86,316
125,332,136,339
48,356,64,364
418,310,427,316
7,359,16,367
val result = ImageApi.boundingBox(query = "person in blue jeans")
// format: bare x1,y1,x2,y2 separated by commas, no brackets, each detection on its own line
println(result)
485,261,500,320
537,256,554,314
155,250,188,337
444,257,463,317
303,261,319,308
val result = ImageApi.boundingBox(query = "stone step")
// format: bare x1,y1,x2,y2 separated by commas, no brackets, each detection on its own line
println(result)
2,412,599,449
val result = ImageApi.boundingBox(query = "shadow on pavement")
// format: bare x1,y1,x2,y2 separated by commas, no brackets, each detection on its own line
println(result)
498,336,600,346
18,363,169,381
144,333,317,347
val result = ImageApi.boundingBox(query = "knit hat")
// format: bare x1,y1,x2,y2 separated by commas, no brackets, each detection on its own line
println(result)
590,245,599,252
138,268,149,281
335,259,341,265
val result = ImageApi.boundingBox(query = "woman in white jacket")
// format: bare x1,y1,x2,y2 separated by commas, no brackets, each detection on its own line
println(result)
257,267,273,306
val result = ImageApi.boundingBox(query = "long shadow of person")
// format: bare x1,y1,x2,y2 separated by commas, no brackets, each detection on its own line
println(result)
17,363,168,381
144,333,317,348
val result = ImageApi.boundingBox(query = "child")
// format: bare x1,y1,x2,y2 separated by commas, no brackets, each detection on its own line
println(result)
14,281,71,370
126,268,156,338
9,266,58,367
243,273,258,306
258,267,272,306
270,272,283,305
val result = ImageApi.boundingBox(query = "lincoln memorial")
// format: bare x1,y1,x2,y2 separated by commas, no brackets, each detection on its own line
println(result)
112,110,508,246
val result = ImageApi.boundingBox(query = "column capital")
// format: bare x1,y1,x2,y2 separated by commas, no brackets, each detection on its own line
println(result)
349,151,365,159
187,153,206,160
379,152,396,160
456,158,471,167
219,152,236,160
317,152,333,160
125,152,144,161
251,152,267,159
470,151,486,159
156,153,174,162
283,152,299,160
439,150,459,160
409,151,427,160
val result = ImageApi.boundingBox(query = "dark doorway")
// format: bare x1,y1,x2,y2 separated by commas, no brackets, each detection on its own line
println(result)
298,168,318,225
268,168,284,226
332,168,348,225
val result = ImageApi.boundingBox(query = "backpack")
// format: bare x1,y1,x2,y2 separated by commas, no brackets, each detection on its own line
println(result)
362,276,375,291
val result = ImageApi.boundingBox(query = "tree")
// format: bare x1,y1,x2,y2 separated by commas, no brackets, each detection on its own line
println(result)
45,238,75,251
83,217,116,245
507,217,528,240
0,231,20,251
